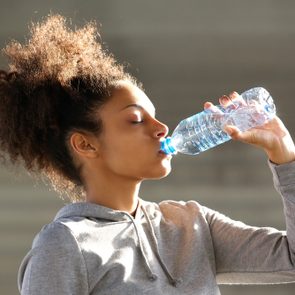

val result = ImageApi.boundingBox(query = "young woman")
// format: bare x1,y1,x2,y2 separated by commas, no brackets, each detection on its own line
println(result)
0,15,294,295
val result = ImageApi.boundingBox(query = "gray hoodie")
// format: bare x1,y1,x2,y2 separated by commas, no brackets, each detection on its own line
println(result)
18,161,295,295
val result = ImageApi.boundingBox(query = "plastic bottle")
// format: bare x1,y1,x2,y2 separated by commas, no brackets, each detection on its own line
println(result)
160,87,276,155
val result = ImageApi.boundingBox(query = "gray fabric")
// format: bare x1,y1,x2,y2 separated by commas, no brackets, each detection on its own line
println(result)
18,161,295,294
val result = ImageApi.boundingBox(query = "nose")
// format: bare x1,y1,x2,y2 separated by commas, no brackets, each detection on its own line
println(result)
153,119,169,139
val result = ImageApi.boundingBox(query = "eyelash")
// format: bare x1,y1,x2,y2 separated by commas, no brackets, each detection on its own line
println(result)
131,120,144,124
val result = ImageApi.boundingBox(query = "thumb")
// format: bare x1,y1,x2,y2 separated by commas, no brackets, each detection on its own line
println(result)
224,125,260,145
223,125,241,139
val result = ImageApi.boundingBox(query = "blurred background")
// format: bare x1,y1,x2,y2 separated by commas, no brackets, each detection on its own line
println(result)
0,0,295,294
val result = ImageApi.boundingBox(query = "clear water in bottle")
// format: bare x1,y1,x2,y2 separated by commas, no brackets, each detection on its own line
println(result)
160,87,276,155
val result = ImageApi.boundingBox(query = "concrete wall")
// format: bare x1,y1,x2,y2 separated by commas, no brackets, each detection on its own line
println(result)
0,1,295,294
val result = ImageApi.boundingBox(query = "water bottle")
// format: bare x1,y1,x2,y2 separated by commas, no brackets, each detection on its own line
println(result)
160,87,276,155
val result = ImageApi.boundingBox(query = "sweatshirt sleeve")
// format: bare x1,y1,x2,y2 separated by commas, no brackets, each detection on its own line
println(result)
18,222,89,295
204,160,295,285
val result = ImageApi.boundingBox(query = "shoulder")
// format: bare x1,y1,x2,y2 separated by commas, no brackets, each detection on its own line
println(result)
32,220,80,252
147,199,208,224
158,199,205,214
19,221,87,281
18,221,89,294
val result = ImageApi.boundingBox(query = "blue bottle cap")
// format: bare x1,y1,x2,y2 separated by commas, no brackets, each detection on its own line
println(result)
160,137,177,155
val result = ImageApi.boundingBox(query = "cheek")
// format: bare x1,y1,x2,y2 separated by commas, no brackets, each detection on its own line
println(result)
99,139,172,178
99,137,141,169
98,126,172,176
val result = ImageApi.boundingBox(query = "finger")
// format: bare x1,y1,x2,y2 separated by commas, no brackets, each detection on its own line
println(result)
224,125,262,146
219,94,244,111
228,91,240,100
223,125,241,138
204,101,223,114
228,91,247,107
223,125,252,143
204,102,213,109
219,95,232,108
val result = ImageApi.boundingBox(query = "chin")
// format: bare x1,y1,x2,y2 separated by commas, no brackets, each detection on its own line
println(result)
158,169,171,179
148,165,172,180
160,161,172,177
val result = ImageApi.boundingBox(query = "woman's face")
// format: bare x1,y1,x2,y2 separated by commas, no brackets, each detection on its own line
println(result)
95,80,172,181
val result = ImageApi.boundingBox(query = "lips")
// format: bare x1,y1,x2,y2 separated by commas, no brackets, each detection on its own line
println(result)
158,150,172,160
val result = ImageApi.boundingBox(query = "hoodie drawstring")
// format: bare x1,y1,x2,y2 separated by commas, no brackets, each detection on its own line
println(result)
141,206,183,287
123,206,182,287
123,213,158,282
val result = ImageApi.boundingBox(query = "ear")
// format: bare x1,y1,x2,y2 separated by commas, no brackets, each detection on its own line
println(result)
69,132,99,159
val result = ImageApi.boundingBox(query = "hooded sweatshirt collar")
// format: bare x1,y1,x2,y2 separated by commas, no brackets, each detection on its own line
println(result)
54,198,146,222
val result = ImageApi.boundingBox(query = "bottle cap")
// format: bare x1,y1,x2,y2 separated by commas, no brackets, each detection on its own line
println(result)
160,137,177,155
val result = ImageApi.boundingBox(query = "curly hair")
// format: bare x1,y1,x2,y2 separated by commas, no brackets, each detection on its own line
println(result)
0,14,137,201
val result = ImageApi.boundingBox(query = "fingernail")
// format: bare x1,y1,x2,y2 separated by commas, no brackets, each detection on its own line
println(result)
219,95,230,104
229,91,239,99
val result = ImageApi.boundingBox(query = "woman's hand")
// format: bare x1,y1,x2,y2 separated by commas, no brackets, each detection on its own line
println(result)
204,91,295,165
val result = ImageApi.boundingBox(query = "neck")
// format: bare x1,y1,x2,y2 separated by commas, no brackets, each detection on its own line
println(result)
84,170,142,215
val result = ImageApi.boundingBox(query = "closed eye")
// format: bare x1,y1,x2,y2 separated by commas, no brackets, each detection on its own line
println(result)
131,120,144,124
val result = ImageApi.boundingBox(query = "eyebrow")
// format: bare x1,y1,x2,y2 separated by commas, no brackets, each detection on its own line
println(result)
121,103,156,114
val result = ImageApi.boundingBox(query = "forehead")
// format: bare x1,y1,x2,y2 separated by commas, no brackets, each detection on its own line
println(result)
102,80,155,115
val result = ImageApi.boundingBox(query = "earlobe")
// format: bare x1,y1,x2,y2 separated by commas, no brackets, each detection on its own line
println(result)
70,132,99,158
